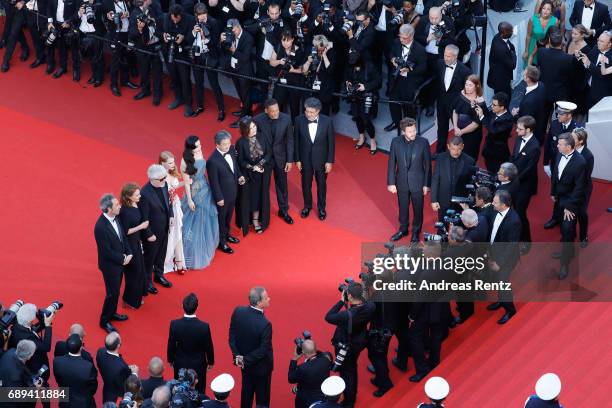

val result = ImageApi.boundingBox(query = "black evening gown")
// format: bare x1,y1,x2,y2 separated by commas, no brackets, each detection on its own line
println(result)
118,206,147,308
453,94,485,162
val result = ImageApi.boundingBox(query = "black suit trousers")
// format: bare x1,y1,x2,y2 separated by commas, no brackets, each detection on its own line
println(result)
389,76,417,125
301,166,327,211
270,163,289,213
217,199,235,246
578,188,591,240
515,191,532,243
167,60,192,106
273,84,302,121
409,320,445,376
367,339,392,390
137,52,163,98
335,346,364,406
100,267,123,325
110,32,129,87
436,102,451,153
232,75,252,116
2,9,29,65
193,60,225,111
240,369,271,408
143,227,169,284
397,190,424,236
47,31,77,71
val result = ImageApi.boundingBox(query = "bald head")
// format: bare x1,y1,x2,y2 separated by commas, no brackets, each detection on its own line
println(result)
105,332,121,351
302,340,317,357
461,209,478,228
152,386,171,408
149,357,164,377
69,323,85,339
429,7,442,24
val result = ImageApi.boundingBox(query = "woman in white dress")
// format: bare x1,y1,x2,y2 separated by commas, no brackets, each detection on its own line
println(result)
159,151,187,274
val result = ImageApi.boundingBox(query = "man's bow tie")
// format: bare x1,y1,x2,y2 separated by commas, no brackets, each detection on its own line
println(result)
563,153,573,159
308,119,318,124
584,4,593,9
223,152,230,157
446,64,454,69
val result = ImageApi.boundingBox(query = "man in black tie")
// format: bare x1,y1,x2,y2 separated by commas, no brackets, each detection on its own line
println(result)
167,293,215,394
578,31,612,108
511,115,540,247
94,194,132,333
53,334,98,408
543,102,580,177
96,332,137,403
511,66,547,144
496,162,520,208
294,97,336,221
141,164,174,292
569,0,612,48
487,22,516,98
486,190,521,324
388,117,432,242
54,323,93,363
572,128,594,247
206,130,246,254
229,287,273,408
477,92,514,173
254,98,295,225
550,133,587,279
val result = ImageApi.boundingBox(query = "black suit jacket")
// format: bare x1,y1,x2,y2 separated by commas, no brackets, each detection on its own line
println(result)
94,214,131,275
482,109,514,163
390,40,428,91
228,306,273,375
586,47,612,106
54,340,93,363
8,324,52,381
167,316,215,372
288,353,331,408
253,112,294,168
95,347,132,403
223,29,254,75
551,151,587,213
487,34,516,91
141,376,166,400
53,354,98,408
387,135,432,193
488,208,522,272
0,349,32,408
544,119,579,166
430,152,475,208
517,82,547,141
579,146,594,193
436,59,471,110
570,0,612,45
537,47,575,104
206,147,243,204
140,181,173,237
511,135,540,196
466,215,489,243
497,180,520,207
414,16,455,56
349,23,375,61
294,114,335,169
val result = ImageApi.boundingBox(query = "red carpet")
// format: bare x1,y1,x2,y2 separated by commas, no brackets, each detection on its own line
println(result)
2,54,612,407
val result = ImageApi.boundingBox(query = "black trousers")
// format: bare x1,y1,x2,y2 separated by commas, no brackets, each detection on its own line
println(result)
109,32,130,87
232,74,252,116
493,86,512,101
216,199,235,246
397,189,424,236
193,57,225,112
270,162,289,214
273,82,302,121
372,30,393,80
100,267,123,325
367,338,393,390
301,166,327,211
514,191,532,243
136,51,163,98
578,188,591,240
456,301,474,319
389,78,417,125
26,12,45,60
1,8,29,65
436,102,452,153
240,370,271,408
47,31,76,71
142,226,169,285
167,59,192,107
336,346,364,407
409,320,445,376
79,34,105,81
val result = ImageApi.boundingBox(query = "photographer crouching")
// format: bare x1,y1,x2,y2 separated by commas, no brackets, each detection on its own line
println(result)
325,282,375,408
288,337,332,408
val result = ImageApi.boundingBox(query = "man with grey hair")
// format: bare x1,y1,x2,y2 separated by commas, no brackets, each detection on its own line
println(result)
0,339,37,390
94,193,132,333
497,162,519,207
141,164,174,292
150,385,172,407
229,286,273,408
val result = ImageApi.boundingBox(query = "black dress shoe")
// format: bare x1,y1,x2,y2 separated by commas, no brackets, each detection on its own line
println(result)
184,107,196,118
278,211,294,224
100,322,117,333
497,311,516,325
217,111,225,121
124,80,139,89
391,357,407,372
153,95,161,106
544,218,559,229
227,236,240,244
580,237,589,248
409,372,428,383
0,63,8,73
0,40,5,49
111,86,121,97
232,110,243,116
301,208,310,218
73,71,80,82
454,314,471,325
53,68,66,79
218,244,234,254
367,364,376,374
411,234,420,243
318,209,327,220
487,302,502,311
87,77,95,84
46,65,55,74
168,99,183,110
558,264,569,280
390,231,407,242
355,140,366,150
384,122,397,132
194,107,204,115
154,276,172,288
229,120,240,128
20,50,30,61
93,80,102,88
111,313,128,321
373,386,393,398
147,285,158,294
134,91,151,100
30,59,44,68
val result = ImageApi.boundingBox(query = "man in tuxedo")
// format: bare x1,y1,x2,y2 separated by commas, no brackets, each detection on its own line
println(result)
579,31,612,108
94,194,132,333
569,0,611,48
511,116,541,247
487,22,516,98
53,334,98,408
54,323,93,363
543,102,580,175
0,340,36,399
477,92,514,173
572,128,594,247
486,190,521,324
167,293,214,394
430,136,475,220
550,133,587,279
229,287,273,408
435,44,471,153
385,23,428,132
294,97,336,221
141,165,174,292
254,98,295,224
288,339,332,408
96,332,136,403
388,117,432,242
45,0,78,78
206,130,246,254
496,162,520,207
512,66,547,144
141,357,166,399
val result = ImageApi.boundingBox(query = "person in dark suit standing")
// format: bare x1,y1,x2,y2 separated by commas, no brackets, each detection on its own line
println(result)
53,334,98,408
294,97,336,221
141,357,166,399
496,162,521,207
54,323,93,363
140,165,174,292
288,339,332,408
543,102,580,175
572,128,594,247
487,22,516,98
94,194,132,333
435,44,471,153
486,190,522,325
430,136,475,220
254,98,295,225
511,115,541,247
229,287,273,408
96,332,136,403
206,130,246,254
388,117,432,242
478,92,514,173
578,31,612,108
569,0,611,48
167,293,214,394
511,66,547,144
550,133,587,279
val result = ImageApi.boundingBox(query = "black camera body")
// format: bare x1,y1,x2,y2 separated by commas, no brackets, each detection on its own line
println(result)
424,221,449,242
0,300,23,337
331,342,349,372
390,10,405,26
392,56,415,77
222,27,235,49
432,21,451,39
84,3,96,24
294,330,312,354
30,364,49,387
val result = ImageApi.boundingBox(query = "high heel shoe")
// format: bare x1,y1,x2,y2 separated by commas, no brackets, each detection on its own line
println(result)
355,141,366,150
174,260,186,275
253,219,263,234
370,148,377,155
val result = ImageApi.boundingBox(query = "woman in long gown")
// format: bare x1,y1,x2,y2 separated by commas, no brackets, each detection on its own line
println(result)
452,75,486,162
180,135,219,269
118,183,155,309
524,0,559,67
159,151,186,275
565,24,591,115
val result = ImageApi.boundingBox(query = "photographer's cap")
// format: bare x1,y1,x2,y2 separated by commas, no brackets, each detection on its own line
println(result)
424,377,450,400
211,373,235,394
535,373,561,400
321,376,345,397
556,101,576,114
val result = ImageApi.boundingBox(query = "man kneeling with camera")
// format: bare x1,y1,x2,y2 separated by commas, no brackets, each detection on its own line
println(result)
289,338,332,408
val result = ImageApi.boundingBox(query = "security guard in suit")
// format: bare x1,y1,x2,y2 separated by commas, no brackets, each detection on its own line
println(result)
543,102,580,176
308,376,345,408
524,373,563,408
201,373,234,407
417,376,450,407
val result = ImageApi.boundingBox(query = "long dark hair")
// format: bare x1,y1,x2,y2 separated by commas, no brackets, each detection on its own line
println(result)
182,135,199,176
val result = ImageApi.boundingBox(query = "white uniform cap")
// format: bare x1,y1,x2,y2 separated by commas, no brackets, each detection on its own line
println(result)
210,373,235,394
424,376,450,400
321,376,345,397
535,373,561,400
556,101,577,113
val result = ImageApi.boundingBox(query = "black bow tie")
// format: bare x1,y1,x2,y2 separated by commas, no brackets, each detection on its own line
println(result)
584,4,593,9
446,64,454,69
308,119,318,124
223,152,230,157
496,211,504,216
563,153,573,159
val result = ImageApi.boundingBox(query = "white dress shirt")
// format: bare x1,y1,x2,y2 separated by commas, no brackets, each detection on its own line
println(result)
103,213,121,239
581,4,595,30
218,148,234,173
56,0,65,23
576,146,585,154
444,63,456,91
79,13,96,33
375,8,387,31
519,133,533,152
308,117,319,143
115,1,129,32
425,25,438,54
558,152,574,179
490,207,509,243
525,83,538,95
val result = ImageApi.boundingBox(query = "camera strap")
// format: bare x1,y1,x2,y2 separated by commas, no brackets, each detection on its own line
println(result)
347,306,353,343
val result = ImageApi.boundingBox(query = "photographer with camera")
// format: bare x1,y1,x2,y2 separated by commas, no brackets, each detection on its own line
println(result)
188,3,226,119
253,3,284,87
0,0,30,73
45,0,79,78
301,34,336,115
478,92,514,174
53,333,99,408
288,338,332,408
346,11,374,62
269,29,306,120
496,162,520,208
75,0,105,83
443,225,474,327
325,281,375,407
0,339,39,404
